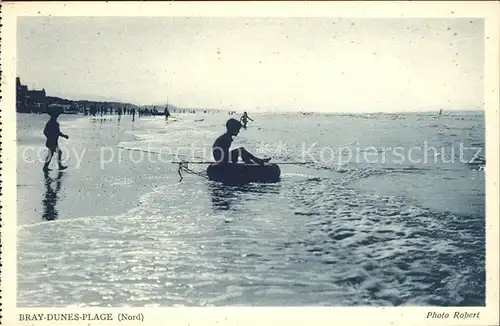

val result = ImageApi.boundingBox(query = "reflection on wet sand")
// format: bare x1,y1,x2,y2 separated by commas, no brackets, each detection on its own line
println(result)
42,171,64,221
208,182,280,211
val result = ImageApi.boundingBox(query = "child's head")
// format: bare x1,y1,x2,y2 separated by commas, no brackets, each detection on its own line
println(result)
48,108,63,119
226,118,242,136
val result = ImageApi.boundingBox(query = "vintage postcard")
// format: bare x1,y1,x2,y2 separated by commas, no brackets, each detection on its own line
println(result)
1,1,499,325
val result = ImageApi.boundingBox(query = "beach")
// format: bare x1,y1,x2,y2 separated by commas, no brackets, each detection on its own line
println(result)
17,111,485,306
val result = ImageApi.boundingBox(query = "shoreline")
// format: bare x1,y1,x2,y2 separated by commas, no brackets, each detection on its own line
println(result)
15,108,484,118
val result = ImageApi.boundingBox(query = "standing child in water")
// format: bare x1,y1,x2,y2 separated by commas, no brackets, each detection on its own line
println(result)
240,111,253,128
212,118,271,165
164,106,171,121
43,109,69,171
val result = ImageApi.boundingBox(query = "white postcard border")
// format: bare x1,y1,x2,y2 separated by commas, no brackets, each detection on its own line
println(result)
1,1,499,326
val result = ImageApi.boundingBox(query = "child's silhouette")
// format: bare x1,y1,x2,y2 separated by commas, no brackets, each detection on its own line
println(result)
43,109,69,171
240,111,253,128
212,118,270,165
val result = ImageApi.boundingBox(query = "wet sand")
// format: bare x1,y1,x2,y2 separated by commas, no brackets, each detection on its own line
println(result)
17,114,177,225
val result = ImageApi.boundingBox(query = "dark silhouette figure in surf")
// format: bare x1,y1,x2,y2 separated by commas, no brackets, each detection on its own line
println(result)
43,109,69,171
240,111,254,128
164,106,171,121
42,170,64,220
212,118,270,165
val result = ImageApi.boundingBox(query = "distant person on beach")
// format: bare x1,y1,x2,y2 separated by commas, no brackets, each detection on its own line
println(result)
43,109,69,171
212,118,271,165
240,111,254,128
164,106,171,121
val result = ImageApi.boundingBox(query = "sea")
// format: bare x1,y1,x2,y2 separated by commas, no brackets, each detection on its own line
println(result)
16,110,485,306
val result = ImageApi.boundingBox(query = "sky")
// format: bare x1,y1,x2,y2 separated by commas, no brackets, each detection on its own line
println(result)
17,17,484,112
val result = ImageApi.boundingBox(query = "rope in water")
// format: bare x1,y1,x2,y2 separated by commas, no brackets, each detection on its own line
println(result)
120,148,315,165
177,161,209,180
120,148,316,179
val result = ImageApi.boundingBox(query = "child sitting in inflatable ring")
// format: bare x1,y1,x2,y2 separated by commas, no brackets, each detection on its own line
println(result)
212,118,271,165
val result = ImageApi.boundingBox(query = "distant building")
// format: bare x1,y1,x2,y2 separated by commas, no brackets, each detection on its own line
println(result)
28,89,46,103
16,77,29,112
16,77,48,113
27,89,47,113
